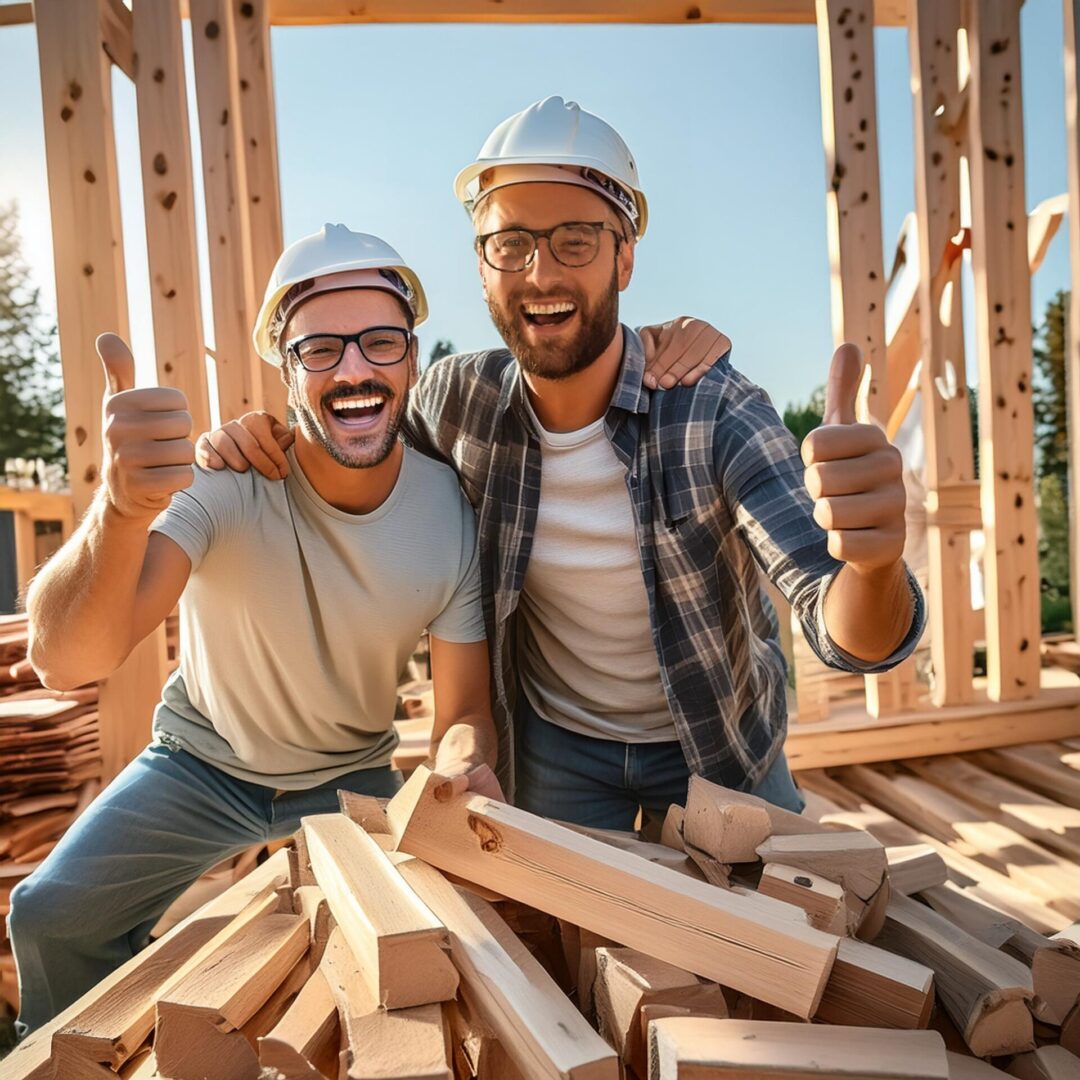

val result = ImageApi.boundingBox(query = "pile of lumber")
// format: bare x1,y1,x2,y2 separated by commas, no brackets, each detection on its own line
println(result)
0,615,102,1012
8,761,1080,1079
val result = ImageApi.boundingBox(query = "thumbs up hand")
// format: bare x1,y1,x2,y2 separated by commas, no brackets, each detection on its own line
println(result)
800,344,906,572
98,333,194,523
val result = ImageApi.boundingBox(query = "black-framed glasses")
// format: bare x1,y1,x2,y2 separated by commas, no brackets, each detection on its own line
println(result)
285,327,413,372
477,221,623,273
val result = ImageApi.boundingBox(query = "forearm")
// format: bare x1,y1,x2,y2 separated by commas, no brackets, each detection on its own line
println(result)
27,492,153,689
822,559,914,665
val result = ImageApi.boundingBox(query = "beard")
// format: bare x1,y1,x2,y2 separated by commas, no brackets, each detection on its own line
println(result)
486,263,620,381
289,376,407,469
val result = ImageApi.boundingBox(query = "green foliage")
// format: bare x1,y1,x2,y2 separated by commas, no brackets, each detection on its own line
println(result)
427,339,456,367
0,203,66,470
782,385,825,444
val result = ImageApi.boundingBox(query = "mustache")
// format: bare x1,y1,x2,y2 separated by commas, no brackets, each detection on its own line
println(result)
321,380,395,407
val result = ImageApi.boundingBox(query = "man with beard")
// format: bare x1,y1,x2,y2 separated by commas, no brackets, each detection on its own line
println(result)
199,98,924,829
10,229,498,1034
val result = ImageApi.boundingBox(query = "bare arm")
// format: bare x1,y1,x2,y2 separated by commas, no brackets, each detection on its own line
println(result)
425,635,503,801
28,334,195,690
28,506,191,689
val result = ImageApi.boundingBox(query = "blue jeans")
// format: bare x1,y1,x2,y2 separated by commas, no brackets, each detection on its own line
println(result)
514,696,805,828
7,741,401,1035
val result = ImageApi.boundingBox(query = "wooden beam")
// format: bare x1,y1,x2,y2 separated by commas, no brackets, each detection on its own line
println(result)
647,1018,949,1078
756,830,887,902
100,0,135,80
319,925,452,1080
32,0,168,784
0,4,32,27
386,766,839,1019
189,0,262,422
154,913,309,1078
682,773,772,863
3,847,292,1079
966,0,1040,702
259,0,910,26
302,813,458,1009
909,0,976,707
758,863,847,935
257,966,340,1080
132,0,212,437
969,744,1080,809
395,854,619,1080
784,685,1080,771
815,935,935,1029
231,0,288,416
877,893,1034,1058
815,0,919,719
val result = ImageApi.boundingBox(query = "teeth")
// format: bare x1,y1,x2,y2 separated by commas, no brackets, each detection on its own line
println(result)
331,396,384,412
523,302,576,315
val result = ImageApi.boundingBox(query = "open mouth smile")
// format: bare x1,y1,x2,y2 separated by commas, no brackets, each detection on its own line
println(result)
326,393,388,428
521,300,577,330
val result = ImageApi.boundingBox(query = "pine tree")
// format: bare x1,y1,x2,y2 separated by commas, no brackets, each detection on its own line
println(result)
0,202,66,471
1033,290,1068,486
782,385,825,444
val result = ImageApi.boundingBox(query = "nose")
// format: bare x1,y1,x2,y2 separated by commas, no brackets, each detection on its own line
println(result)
524,237,564,292
333,341,377,383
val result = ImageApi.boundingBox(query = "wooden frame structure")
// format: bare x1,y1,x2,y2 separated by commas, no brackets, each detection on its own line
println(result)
7,0,1078,782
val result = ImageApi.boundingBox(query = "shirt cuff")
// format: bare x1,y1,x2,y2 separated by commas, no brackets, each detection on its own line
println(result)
810,562,926,674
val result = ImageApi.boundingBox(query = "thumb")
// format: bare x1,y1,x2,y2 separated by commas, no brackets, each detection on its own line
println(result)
822,343,863,426
97,333,136,396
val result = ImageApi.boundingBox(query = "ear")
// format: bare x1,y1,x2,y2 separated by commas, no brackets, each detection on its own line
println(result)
616,235,635,292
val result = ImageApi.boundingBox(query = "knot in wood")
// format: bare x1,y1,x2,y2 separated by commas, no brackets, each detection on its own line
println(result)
467,814,502,854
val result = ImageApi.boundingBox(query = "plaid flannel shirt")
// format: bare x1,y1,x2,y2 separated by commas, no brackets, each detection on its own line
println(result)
404,327,924,795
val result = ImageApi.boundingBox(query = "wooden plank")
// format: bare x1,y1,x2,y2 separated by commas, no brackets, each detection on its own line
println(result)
785,687,1080,771
257,966,339,1080
131,0,211,436
256,0,911,27
320,926,452,1080
386,766,839,1020
970,744,1080,809
877,894,1034,1058
189,0,261,422
756,830,887,901
154,913,309,1078
909,0,976,706
815,935,935,1030
840,765,1080,920
904,755,1080,862
302,813,458,1009
966,0,1040,702
32,0,167,784
231,0,288,416
100,0,135,80
681,774,772,862
946,1053,1012,1079
396,854,618,1080
0,3,33,27
4,848,292,1079
647,1018,948,1078
592,946,726,1075
757,863,847,935
1005,1047,1080,1080
887,844,949,896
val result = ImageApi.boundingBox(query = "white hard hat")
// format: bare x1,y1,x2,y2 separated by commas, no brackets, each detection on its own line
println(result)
252,224,429,364
454,97,649,239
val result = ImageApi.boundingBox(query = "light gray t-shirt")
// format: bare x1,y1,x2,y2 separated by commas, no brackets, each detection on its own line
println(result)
150,445,485,788
518,402,677,743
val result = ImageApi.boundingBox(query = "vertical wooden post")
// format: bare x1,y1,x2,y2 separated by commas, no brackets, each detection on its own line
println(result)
965,0,1040,701
34,0,167,782
132,0,212,438
908,0,977,705
190,0,261,423
232,0,288,416
816,0,916,717
1064,0,1080,646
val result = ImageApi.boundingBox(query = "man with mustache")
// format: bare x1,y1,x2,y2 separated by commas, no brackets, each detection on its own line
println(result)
201,98,924,829
10,231,499,1033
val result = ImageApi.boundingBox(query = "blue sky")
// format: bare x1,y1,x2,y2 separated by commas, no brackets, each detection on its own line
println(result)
0,0,1069,419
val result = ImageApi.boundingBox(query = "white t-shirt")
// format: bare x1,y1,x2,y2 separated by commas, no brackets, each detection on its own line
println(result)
518,404,677,742
150,445,485,788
